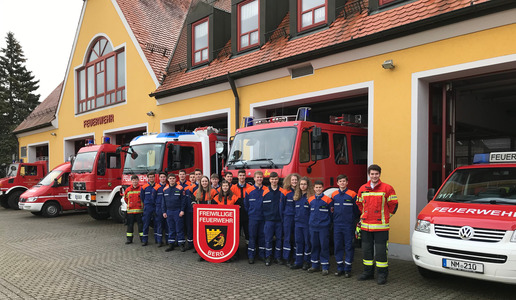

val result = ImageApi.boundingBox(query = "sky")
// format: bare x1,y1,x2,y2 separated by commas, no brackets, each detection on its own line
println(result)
0,0,84,101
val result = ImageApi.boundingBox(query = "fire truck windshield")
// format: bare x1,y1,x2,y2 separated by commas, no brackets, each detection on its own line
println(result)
39,170,63,186
434,167,516,205
6,164,19,177
72,151,97,173
228,127,297,169
123,143,164,173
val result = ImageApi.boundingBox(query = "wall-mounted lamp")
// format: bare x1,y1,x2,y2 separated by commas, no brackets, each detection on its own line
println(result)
146,111,155,117
50,132,57,136
382,59,395,69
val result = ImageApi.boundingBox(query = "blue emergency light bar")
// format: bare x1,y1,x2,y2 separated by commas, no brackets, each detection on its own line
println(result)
103,137,111,144
156,132,195,138
296,107,311,121
473,152,516,164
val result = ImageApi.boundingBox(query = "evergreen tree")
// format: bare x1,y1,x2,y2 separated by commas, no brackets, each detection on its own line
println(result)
0,32,40,165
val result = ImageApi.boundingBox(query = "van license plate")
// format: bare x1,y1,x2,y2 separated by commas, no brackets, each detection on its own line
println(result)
74,194,82,200
442,258,484,274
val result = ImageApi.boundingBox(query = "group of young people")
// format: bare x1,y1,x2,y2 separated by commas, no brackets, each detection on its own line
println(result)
123,164,398,285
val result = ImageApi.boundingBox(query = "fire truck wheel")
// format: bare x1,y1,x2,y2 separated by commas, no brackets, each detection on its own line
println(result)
110,195,124,223
417,266,439,279
8,190,24,210
42,202,60,218
0,196,9,209
87,206,110,220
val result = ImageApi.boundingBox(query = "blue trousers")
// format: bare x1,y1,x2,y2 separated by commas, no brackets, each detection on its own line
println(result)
248,219,265,259
264,220,282,259
154,208,167,244
334,225,355,272
166,210,185,245
142,205,155,243
294,224,311,266
282,215,295,260
310,227,330,270
186,211,194,246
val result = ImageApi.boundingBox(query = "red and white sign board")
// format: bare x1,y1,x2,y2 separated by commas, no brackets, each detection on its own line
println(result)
194,204,240,263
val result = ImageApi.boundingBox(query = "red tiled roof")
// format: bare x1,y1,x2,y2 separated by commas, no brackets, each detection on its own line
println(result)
13,82,63,134
154,0,492,96
116,0,193,81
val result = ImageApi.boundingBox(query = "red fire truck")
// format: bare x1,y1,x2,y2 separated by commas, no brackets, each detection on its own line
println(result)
19,162,87,217
0,160,48,209
67,138,126,223
224,107,368,192
121,127,226,188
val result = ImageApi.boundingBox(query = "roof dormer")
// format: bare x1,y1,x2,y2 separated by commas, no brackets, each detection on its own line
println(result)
289,0,346,37
187,1,231,69
231,0,288,54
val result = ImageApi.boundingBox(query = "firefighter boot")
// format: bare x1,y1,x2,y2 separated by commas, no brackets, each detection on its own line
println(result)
265,256,272,266
377,268,388,285
357,265,374,281
125,237,133,245
165,244,175,252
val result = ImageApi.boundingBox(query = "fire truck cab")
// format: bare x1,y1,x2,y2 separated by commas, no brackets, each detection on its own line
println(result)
121,127,226,190
412,151,516,284
68,139,126,222
0,160,48,210
224,108,368,192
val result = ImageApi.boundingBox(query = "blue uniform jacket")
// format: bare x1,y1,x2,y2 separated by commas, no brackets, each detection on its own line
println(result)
140,182,157,206
262,186,284,222
186,183,199,213
308,194,333,228
162,184,186,212
294,193,310,227
155,183,166,214
331,188,359,227
280,189,296,217
244,185,269,221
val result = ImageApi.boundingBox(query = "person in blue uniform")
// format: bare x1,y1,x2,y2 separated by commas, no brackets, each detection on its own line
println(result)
154,172,168,247
307,180,334,275
291,176,313,270
245,171,268,264
262,172,284,266
331,174,359,277
141,172,157,246
162,174,186,252
280,173,300,266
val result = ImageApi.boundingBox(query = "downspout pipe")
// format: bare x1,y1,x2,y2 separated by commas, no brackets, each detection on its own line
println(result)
227,73,239,132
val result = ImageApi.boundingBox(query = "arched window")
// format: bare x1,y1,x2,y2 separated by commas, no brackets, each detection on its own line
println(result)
76,37,125,113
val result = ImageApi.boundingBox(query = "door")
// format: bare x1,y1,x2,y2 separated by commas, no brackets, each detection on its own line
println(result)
428,83,456,190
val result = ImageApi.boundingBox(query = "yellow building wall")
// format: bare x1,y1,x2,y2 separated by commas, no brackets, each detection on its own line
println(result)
216,23,516,245
17,0,516,248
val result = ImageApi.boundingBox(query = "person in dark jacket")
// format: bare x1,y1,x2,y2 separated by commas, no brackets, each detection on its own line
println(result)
307,181,333,275
262,172,284,266
162,174,186,252
331,174,359,277
245,171,268,264
141,171,157,246
291,176,313,270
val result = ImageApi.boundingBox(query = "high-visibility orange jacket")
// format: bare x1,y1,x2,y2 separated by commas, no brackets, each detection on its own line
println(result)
357,180,398,232
124,184,143,214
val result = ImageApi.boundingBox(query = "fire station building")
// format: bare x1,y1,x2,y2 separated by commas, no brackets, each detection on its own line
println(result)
14,0,516,259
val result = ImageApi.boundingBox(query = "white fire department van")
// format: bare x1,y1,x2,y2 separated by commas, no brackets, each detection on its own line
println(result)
412,152,516,284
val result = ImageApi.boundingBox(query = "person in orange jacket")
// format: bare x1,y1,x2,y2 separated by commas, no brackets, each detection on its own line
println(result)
124,175,143,244
214,180,238,205
356,164,398,285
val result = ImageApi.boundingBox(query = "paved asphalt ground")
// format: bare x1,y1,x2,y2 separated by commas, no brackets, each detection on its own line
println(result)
0,209,515,299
